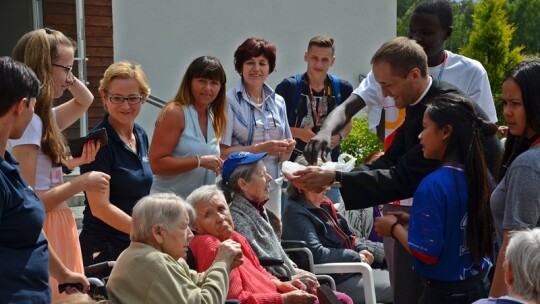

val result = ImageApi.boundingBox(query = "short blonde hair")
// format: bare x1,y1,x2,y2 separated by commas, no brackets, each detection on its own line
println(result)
99,61,150,96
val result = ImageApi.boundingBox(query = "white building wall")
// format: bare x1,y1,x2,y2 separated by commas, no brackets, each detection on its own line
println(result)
112,0,396,138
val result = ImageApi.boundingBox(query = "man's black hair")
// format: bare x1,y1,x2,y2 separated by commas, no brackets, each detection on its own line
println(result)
0,56,40,117
414,0,454,28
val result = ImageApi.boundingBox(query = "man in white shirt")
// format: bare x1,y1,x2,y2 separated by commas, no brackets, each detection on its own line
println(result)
301,1,498,303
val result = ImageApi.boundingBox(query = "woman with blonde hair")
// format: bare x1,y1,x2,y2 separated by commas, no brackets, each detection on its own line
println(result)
150,56,227,198
79,61,153,265
9,28,109,300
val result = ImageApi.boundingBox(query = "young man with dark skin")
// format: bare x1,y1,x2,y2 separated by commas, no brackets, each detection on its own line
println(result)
285,36,500,207
284,37,502,304
303,0,496,161
295,6,497,300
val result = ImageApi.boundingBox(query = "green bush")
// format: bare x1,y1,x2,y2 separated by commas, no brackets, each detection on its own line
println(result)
341,115,384,166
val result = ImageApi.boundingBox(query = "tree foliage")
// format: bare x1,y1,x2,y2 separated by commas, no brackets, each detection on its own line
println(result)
447,0,475,53
340,115,383,166
397,0,420,36
461,0,523,96
506,0,540,55
397,0,538,56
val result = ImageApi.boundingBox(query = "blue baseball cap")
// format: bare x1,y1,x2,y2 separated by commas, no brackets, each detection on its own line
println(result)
222,151,268,183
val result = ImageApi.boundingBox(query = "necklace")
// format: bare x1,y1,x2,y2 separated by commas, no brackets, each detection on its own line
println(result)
122,134,136,150
247,89,264,104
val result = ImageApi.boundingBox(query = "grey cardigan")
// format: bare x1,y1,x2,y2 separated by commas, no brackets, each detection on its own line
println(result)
230,195,296,277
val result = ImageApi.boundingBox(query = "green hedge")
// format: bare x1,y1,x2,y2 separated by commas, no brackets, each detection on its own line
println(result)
340,115,384,166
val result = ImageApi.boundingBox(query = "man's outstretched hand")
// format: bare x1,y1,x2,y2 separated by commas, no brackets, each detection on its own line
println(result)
283,167,335,193
303,131,332,165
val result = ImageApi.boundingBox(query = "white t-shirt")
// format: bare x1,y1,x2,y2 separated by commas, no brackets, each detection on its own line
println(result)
8,111,63,191
356,50,497,139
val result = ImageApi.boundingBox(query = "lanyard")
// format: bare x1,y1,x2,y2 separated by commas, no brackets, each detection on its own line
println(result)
437,51,448,80
308,83,326,127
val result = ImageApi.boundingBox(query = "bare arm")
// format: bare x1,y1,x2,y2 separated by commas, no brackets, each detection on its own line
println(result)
47,237,90,292
11,144,38,189
374,215,411,254
304,93,366,164
490,231,512,297
339,120,353,137
54,77,94,131
85,189,131,234
391,224,410,253
220,139,293,160
13,143,109,211
151,106,224,175
36,171,110,211
149,105,187,175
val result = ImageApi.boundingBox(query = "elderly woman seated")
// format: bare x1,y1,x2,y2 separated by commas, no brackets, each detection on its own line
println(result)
187,184,322,304
281,158,393,304
473,228,540,304
106,193,243,304
218,152,317,280
216,152,352,303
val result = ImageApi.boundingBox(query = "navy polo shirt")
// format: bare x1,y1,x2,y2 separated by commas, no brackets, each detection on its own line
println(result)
80,114,152,246
0,152,50,303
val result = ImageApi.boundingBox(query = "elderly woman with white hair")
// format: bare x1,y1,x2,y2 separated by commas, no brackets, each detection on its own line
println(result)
187,184,323,304
106,193,243,304
474,228,540,304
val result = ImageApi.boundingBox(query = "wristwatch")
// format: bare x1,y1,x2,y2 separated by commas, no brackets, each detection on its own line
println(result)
331,171,343,188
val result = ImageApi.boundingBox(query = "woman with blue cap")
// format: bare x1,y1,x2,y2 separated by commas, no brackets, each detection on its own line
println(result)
219,151,323,297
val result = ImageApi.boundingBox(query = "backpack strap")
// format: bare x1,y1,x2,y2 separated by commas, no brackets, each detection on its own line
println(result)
328,73,342,105
328,73,343,161
291,73,304,122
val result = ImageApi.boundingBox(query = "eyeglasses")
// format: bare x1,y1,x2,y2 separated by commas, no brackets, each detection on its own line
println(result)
52,63,73,74
107,93,144,104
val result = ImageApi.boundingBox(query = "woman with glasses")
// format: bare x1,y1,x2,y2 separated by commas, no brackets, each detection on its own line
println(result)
78,61,153,266
221,37,296,216
149,56,226,199
9,28,108,301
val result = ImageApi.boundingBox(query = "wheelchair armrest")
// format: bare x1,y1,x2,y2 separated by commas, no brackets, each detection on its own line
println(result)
258,257,284,267
283,246,314,272
281,240,307,249
313,262,377,304
225,300,241,304
315,274,336,291
84,261,116,277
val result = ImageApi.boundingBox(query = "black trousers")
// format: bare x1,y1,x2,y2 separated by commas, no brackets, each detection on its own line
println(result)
79,230,128,267
419,268,488,304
